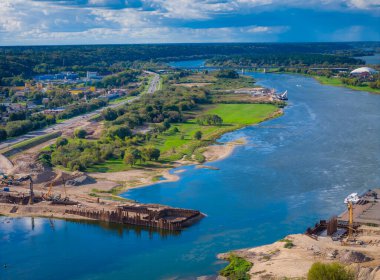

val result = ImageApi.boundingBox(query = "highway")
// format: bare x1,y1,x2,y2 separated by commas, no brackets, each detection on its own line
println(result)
0,72,160,152
145,71,160,94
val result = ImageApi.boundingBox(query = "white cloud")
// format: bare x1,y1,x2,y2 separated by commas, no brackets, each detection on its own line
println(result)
0,0,378,45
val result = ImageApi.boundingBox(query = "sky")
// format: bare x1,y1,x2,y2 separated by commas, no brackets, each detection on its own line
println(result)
0,0,379,45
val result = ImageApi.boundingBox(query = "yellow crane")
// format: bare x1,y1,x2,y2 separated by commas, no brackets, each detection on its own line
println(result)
347,201,354,240
344,193,359,241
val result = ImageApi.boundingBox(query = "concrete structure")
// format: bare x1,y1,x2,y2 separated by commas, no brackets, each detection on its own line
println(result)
86,71,101,80
350,67,378,77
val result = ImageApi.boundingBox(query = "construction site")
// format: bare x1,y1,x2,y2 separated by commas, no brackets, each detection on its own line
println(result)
220,189,380,279
0,169,204,231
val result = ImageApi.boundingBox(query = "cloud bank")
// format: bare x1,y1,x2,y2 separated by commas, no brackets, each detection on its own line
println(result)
0,0,378,45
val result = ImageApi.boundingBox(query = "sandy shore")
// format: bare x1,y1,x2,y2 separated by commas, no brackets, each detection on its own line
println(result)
218,232,380,280
85,138,245,194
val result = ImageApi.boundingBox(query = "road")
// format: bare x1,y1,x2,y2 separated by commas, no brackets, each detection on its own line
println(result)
0,72,161,152
144,71,160,94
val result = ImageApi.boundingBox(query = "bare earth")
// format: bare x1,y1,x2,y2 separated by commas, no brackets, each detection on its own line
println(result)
0,154,13,173
219,232,380,280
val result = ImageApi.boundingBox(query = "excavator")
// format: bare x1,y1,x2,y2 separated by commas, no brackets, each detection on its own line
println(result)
1,173,34,204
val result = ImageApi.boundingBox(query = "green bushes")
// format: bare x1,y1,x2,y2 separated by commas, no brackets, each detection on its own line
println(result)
57,99,107,120
56,137,68,147
0,128,7,141
51,138,161,171
194,131,202,140
196,114,223,126
279,239,294,249
307,262,354,280
107,126,132,140
219,254,252,280
216,69,239,79
74,129,87,139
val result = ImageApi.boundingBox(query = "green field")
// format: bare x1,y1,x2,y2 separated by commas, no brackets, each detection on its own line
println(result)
149,103,280,161
207,104,278,124
314,76,380,94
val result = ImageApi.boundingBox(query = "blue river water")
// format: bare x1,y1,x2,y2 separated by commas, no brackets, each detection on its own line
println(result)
355,53,380,65
1,63,380,279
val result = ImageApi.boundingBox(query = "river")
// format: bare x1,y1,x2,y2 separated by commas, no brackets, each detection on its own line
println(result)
1,62,380,279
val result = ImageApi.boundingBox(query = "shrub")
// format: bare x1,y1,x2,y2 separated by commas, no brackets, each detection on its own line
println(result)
308,262,354,280
194,130,202,140
107,126,132,140
74,129,87,139
279,239,294,249
56,137,68,147
0,128,7,141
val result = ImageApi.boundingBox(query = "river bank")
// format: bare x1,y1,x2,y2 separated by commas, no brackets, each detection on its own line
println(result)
0,110,279,222
218,231,380,279
2,69,380,280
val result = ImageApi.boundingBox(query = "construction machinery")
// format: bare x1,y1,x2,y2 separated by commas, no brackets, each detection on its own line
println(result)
15,175,34,204
344,193,359,241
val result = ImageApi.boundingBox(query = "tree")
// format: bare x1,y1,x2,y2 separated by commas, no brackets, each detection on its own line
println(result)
38,153,52,166
141,146,161,161
307,262,354,280
130,148,141,163
56,137,68,147
74,129,87,139
0,128,7,141
196,114,223,126
123,152,135,166
216,69,239,79
194,131,202,140
102,108,118,121
107,126,132,140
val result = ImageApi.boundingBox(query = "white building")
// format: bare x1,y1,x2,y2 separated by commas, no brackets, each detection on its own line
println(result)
350,67,378,77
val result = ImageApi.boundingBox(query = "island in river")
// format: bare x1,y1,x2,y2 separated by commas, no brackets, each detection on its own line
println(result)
1,61,380,280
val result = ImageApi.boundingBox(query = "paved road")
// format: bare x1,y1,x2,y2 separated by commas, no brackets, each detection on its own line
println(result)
0,72,160,152
144,71,160,94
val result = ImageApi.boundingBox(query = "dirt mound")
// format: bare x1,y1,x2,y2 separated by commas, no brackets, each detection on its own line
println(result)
10,153,45,176
340,250,373,263
66,175,95,186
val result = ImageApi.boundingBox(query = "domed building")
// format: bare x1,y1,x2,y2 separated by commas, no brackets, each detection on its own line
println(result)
350,67,378,77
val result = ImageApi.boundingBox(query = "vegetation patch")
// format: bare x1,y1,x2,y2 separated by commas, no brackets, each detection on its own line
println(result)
220,254,253,280
307,262,354,280
1,131,62,157
279,238,295,249
314,76,380,94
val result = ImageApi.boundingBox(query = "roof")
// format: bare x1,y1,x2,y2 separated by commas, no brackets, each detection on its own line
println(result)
350,67,378,74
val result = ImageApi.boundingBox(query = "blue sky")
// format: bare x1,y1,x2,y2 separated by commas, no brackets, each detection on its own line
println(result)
0,0,379,45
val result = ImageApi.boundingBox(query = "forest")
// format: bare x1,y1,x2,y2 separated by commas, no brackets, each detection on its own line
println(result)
1,42,378,85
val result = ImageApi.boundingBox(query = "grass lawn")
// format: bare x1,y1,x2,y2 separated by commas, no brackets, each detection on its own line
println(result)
207,104,278,125
314,76,380,94
149,103,280,161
